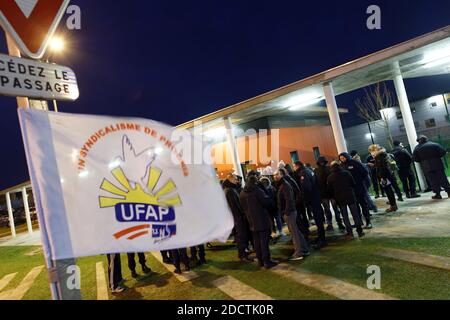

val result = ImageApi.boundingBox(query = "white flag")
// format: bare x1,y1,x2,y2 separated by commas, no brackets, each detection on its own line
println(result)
19,109,233,260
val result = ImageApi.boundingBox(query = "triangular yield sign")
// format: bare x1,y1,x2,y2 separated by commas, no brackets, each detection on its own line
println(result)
0,0,70,59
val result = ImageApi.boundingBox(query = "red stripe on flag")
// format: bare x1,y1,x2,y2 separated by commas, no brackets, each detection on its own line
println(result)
113,224,150,239
127,231,149,240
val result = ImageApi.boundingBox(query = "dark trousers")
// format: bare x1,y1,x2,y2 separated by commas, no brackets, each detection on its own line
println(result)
355,192,371,225
310,202,326,242
161,250,172,261
190,245,206,261
390,172,402,197
296,202,310,235
234,217,249,259
252,230,272,266
382,182,397,207
426,170,450,194
399,168,417,196
321,198,340,225
371,171,384,196
172,248,189,270
127,252,146,272
107,253,122,290
339,204,363,235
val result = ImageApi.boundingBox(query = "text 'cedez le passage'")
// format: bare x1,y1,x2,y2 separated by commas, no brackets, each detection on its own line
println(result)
0,54,74,96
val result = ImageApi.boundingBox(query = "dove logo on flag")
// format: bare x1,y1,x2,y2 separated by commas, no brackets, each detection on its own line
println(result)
99,135,182,242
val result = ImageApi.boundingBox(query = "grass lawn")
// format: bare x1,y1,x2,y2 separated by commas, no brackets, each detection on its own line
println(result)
0,235,449,300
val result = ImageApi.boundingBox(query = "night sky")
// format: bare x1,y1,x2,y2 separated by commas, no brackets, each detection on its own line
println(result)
1,0,450,190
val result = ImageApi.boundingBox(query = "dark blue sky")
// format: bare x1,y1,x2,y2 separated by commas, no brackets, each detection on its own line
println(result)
1,0,450,190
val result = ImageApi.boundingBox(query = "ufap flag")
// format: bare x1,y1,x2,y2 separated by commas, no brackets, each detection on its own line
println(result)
19,109,233,260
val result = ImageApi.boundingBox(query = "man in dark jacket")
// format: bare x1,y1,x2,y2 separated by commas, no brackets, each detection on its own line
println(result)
339,153,373,229
293,161,327,248
327,162,365,239
223,174,253,262
368,145,399,212
392,141,420,199
274,170,311,260
283,168,310,236
315,156,345,231
413,135,450,200
260,177,285,237
240,176,278,269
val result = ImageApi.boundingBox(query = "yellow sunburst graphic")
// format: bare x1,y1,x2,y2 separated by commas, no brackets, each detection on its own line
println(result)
99,166,182,208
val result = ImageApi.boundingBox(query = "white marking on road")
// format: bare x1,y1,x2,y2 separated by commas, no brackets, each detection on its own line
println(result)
213,276,273,300
378,248,450,271
95,262,109,300
0,266,44,300
271,264,396,300
0,273,17,292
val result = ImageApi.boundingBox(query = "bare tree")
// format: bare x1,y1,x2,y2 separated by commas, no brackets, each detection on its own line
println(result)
356,82,397,149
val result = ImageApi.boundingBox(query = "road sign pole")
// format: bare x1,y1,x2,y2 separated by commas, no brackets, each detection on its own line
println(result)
5,30,81,302
5,33,29,108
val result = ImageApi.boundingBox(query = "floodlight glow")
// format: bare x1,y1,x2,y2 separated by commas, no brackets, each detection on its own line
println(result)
365,133,375,139
204,127,226,139
289,97,324,111
423,46,450,68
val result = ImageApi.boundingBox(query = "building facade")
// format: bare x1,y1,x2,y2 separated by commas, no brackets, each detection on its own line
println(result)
344,93,450,155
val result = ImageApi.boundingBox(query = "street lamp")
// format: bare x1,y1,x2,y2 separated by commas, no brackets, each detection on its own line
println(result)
47,36,66,112
49,37,65,53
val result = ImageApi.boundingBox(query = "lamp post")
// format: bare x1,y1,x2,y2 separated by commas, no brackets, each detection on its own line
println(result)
47,36,66,112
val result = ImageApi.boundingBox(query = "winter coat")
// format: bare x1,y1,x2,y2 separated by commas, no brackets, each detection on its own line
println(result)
339,153,370,194
392,146,413,171
373,150,395,179
223,180,245,221
284,174,302,205
240,183,274,232
276,178,297,217
327,166,357,206
294,168,322,206
315,164,332,199
413,141,447,174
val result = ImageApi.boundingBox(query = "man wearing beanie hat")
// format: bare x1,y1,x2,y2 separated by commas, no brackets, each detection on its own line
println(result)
413,136,450,200
392,141,420,199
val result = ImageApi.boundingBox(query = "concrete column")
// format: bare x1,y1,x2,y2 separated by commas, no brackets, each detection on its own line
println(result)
323,82,347,154
224,117,245,180
5,192,16,238
392,63,427,190
22,188,33,234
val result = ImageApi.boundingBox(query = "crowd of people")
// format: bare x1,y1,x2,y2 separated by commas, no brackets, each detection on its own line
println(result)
105,135,449,294
222,135,449,271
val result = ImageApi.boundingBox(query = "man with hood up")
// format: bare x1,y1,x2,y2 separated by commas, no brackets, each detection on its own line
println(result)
315,156,345,231
413,135,450,200
368,145,399,212
223,174,253,263
240,176,278,269
339,152,373,228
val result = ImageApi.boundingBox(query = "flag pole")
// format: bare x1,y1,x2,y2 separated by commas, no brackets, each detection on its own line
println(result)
6,32,81,300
